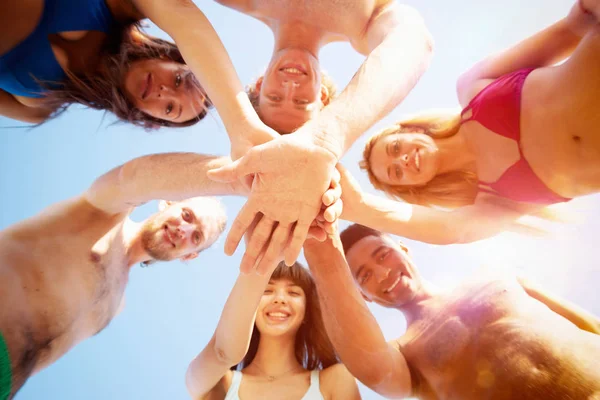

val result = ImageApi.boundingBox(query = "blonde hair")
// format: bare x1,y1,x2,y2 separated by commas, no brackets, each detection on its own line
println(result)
361,110,478,209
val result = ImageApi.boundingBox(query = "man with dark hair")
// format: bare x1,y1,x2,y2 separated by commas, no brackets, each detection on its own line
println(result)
304,223,600,399
0,153,238,399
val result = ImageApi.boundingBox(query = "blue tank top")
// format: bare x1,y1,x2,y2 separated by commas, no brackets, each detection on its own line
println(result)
0,0,116,98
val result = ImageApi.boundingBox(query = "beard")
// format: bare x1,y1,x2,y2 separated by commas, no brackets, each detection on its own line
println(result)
140,217,176,262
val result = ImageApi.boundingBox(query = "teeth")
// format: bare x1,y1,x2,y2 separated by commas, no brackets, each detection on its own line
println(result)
384,276,401,293
415,151,420,171
267,312,289,318
281,67,303,74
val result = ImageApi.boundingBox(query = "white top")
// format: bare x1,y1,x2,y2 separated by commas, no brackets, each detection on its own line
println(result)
224,369,325,400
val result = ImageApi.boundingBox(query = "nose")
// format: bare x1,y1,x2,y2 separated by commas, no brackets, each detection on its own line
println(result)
273,290,288,304
176,223,196,240
156,84,177,100
376,266,391,283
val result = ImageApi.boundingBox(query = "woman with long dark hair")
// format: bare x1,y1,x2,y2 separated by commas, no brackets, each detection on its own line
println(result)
185,262,360,399
0,0,267,135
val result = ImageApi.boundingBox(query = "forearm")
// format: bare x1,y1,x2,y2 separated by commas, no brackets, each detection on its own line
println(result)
213,272,272,364
304,16,433,158
87,153,245,213
304,236,411,395
135,0,263,138
460,18,582,84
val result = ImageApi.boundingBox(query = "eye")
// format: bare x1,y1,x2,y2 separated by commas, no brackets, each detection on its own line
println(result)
263,289,273,295
394,141,400,154
175,74,182,88
288,290,301,296
395,165,402,179
182,209,193,222
294,99,309,105
267,94,282,102
166,102,173,115
361,271,372,284
378,251,389,262
192,231,202,245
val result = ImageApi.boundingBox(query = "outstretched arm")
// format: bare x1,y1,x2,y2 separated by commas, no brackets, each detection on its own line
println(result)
457,4,587,105
298,3,433,158
186,269,273,399
518,277,600,335
84,152,247,214
131,0,277,146
338,165,542,245
304,233,412,398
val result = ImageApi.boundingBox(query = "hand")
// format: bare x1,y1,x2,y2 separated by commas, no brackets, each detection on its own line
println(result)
337,164,365,221
317,167,343,235
566,0,599,37
208,134,338,273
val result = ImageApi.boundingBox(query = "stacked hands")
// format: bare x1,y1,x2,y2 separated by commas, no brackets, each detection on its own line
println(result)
208,130,344,275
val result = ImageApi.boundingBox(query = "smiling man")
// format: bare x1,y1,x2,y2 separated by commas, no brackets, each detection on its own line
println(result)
217,0,433,134
304,224,600,399
0,152,241,399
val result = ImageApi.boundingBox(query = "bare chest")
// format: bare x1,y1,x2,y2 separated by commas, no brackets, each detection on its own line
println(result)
217,0,388,38
238,372,314,400
0,209,129,376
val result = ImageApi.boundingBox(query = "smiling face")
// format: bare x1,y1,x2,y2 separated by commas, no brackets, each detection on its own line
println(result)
369,132,440,187
345,235,422,308
123,59,209,124
140,197,226,262
256,48,325,133
255,278,307,338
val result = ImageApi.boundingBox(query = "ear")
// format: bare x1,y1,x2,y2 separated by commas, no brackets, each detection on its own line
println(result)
158,200,173,212
181,252,198,262
320,84,330,106
255,76,264,92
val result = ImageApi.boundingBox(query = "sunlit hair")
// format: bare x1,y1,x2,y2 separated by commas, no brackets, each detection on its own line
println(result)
361,110,479,209
232,262,339,371
245,71,337,133
41,25,212,129
340,223,386,256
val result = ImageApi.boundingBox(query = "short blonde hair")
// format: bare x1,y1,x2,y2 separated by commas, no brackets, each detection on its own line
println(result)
361,110,479,209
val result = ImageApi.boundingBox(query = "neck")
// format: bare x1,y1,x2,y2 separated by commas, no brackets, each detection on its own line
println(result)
272,21,325,57
249,333,302,376
121,218,151,267
398,281,440,326
435,126,477,175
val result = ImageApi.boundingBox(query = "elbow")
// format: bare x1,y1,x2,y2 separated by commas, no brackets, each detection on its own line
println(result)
212,342,245,368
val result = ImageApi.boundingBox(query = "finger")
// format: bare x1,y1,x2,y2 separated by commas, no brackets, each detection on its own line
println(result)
324,198,344,223
240,215,276,274
307,226,327,242
255,223,291,275
207,151,257,182
225,201,259,256
284,208,314,266
322,178,341,207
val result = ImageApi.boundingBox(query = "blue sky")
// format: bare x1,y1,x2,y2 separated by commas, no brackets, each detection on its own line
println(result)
1,1,599,399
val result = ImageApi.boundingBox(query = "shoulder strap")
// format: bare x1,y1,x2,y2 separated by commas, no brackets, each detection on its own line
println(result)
224,370,243,400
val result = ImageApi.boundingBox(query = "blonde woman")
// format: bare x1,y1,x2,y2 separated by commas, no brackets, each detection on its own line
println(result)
342,1,600,244
185,261,360,400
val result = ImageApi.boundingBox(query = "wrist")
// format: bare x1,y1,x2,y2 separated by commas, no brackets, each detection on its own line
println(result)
296,116,346,160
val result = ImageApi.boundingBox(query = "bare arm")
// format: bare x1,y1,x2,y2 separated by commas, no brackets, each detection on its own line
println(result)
186,271,272,399
338,165,541,244
457,15,583,105
301,4,433,158
518,277,600,334
131,0,274,143
304,234,412,398
84,152,247,214
0,89,52,124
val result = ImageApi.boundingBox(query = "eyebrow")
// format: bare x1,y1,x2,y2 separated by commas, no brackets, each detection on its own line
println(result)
175,104,183,120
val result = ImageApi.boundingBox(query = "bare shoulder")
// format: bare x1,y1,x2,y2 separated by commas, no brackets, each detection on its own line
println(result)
320,364,361,399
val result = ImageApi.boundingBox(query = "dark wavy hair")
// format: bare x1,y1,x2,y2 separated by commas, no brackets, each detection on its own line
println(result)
232,262,339,371
41,24,212,129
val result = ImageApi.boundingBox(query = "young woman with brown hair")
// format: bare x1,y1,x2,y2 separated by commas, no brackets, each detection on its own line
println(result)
185,262,360,400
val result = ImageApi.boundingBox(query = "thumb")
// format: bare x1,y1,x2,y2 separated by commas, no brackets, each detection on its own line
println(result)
207,152,256,182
